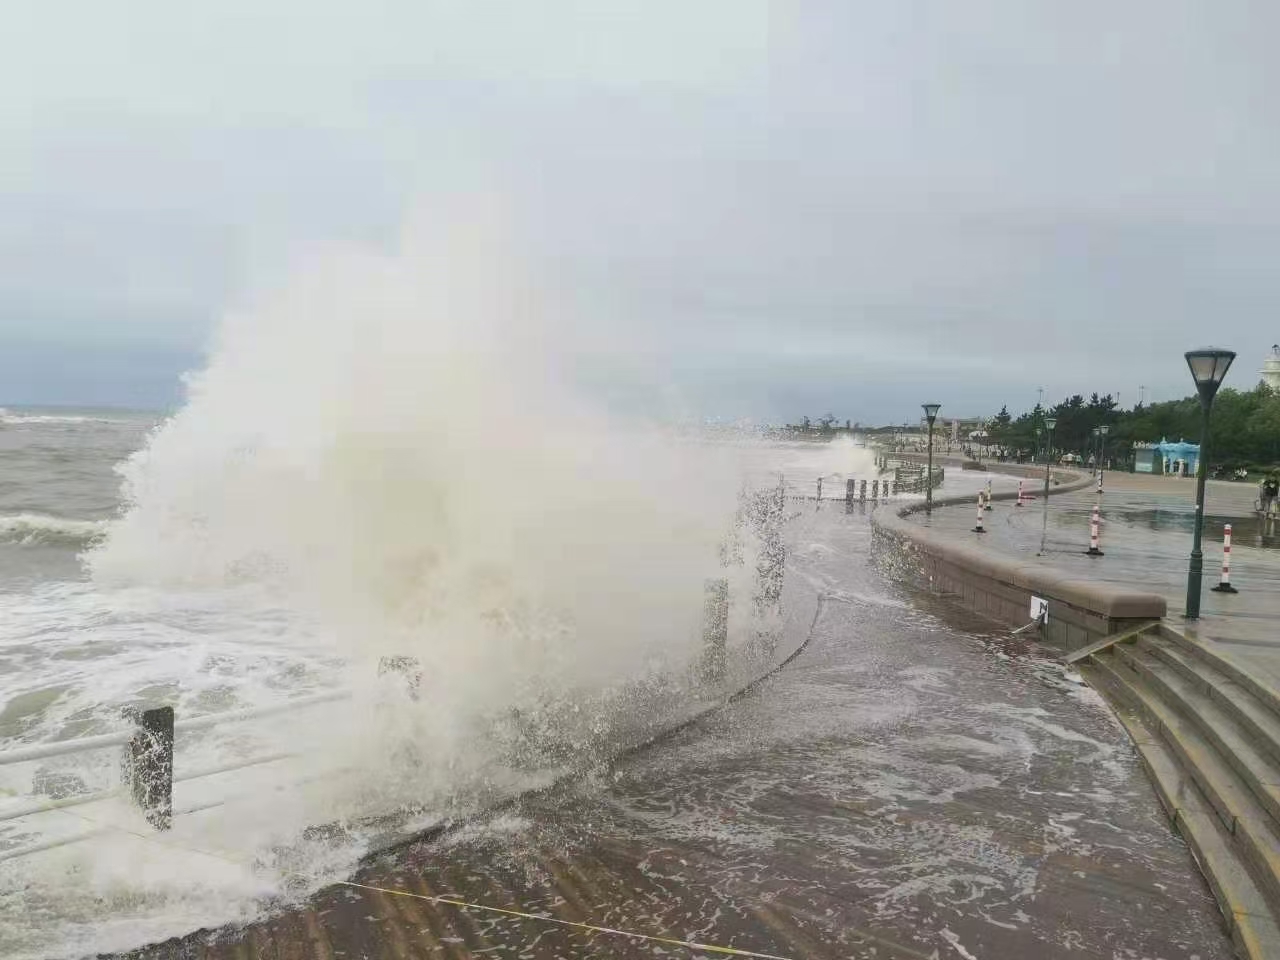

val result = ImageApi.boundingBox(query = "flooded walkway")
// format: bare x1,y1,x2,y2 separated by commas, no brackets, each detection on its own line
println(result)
921,469,1280,691
115,503,1233,959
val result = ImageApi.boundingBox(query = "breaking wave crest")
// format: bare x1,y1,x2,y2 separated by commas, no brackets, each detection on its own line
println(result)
0,411,131,425
0,513,108,546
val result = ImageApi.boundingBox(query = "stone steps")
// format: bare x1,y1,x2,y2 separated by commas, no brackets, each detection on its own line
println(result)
1080,627,1280,958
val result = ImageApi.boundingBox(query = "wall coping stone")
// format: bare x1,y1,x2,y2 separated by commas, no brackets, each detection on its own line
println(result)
872,466,1168,622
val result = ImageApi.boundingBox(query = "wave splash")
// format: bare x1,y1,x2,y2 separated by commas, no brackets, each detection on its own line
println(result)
0,513,107,546
0,411,132,425
85,211,753,813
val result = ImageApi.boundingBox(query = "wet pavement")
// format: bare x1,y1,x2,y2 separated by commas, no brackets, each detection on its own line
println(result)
919,470,1280,691
114,501,1235,960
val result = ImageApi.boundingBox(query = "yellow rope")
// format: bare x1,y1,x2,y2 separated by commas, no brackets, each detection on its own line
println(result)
339,879,796,960
19,799,796,959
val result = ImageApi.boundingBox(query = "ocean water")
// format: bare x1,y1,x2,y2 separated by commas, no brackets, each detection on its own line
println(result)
0,395,889,959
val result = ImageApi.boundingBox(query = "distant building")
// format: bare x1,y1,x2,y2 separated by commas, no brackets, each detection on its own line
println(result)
1134,439,1200,477
920,415,986,435
1263,344,1280,390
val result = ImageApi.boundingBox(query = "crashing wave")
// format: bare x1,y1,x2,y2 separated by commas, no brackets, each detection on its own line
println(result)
0,414,128,425
0,513,109,546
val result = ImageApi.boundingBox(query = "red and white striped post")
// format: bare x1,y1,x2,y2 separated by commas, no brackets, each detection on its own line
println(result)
1085,502,1104,556
1212,524,1239,593
973,492,986,533
1016,479,1024,506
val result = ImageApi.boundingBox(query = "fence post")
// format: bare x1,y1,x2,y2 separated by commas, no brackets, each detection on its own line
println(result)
1212,524,1239,593
1086,503,1104,556
123,706,174,830
701,578,729,682
846,479,856,504
972,493,986,533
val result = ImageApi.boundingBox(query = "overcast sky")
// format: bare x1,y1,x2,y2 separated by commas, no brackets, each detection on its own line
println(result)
2,1,1277,422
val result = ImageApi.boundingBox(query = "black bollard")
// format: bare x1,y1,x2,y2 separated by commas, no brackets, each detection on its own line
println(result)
859,479,867,502
124,706,174,830
701,578,729,683
846,478,856,504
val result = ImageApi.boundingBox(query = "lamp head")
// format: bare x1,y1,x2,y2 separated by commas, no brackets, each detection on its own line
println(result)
1185,348,1236,407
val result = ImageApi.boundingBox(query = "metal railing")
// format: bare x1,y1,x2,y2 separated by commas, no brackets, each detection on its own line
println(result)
885,459,945,494
0,689,351,858
0,690,348,768
780,464,946,505
0,544,791,868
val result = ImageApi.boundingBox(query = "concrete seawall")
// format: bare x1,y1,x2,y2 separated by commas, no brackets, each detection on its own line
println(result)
871,464,1167,650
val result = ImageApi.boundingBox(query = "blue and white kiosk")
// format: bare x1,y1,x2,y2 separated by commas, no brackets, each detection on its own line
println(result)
1134,439,1201,477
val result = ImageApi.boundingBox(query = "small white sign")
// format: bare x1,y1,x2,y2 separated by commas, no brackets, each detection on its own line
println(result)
1030,596,1049,623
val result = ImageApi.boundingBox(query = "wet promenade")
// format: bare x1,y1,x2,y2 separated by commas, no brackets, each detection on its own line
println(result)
114,499,1235,959
919,470,1280,689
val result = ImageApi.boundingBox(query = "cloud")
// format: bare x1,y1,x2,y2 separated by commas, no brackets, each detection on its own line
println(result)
1,1,1276,418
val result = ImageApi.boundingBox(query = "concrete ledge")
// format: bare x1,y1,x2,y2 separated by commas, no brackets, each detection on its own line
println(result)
871,468,1167,650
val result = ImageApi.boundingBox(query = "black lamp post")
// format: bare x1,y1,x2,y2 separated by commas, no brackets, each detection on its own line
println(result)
1042,417,1057,498
1184,347,1236,619
1099,424,1110,490
1039,417,1057,554
1090,426,1100,488
922,403,941,512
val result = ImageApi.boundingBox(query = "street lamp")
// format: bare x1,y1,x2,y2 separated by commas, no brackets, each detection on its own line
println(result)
1040,417,1057,554
1043,417,1057,497
1184,347,1236,619
922,403,941,513
1099,424,1110,489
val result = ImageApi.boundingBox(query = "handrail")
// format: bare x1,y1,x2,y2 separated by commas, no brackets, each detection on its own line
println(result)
0,786,121,823
0,690,349,767
0,826,105,865
0,750,298,824
0,730,131,767
174,690,349,733
0,765,351,865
